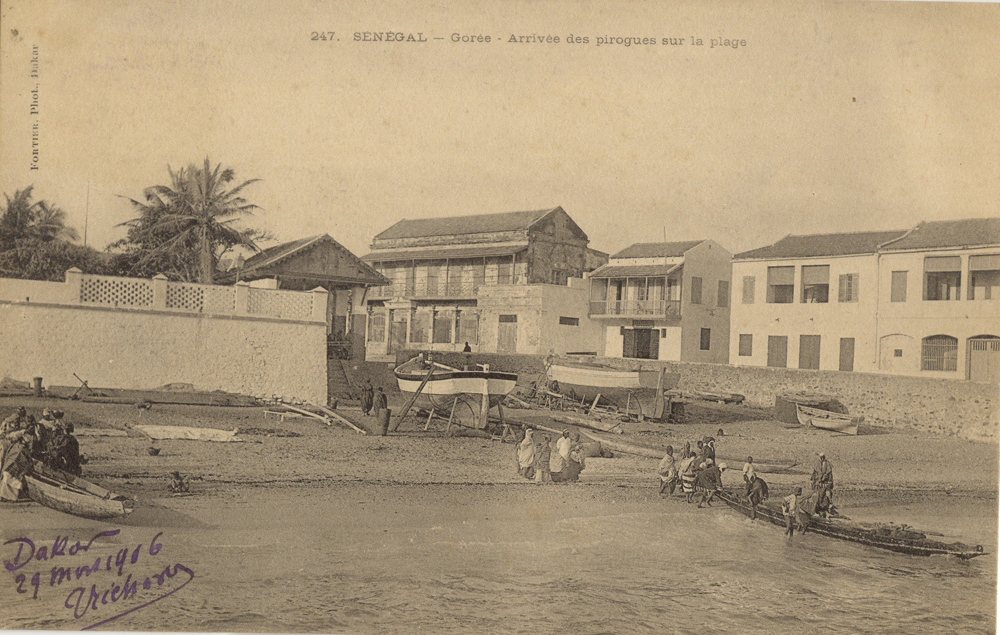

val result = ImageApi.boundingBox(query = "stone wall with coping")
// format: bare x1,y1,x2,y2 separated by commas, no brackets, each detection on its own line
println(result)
0,271,328,403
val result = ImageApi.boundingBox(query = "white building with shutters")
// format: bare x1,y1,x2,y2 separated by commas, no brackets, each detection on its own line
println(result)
729,217,1000,383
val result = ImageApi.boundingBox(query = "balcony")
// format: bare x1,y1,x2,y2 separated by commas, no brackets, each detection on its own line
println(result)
368,280,495,299
589,299,681,318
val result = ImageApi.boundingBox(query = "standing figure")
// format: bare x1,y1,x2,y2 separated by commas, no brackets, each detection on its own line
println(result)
811,453,835,515
657,445,677,496
742,456,756,497
534,434,552,484
782,487,803,536
361,380,375,416
374,386,388,415
746,475,769,520
517,428,537,479
679,450,698,503
694,458,723,508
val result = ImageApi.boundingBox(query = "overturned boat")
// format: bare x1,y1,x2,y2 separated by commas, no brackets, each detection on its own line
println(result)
545,357,679,420
716,488,984,559
394,356,517,428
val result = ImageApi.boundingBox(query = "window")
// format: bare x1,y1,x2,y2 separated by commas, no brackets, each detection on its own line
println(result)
838,273,859,303
700,328,711,351
894,349,903,357
767,335,788,367
801,265,830,303
410,311,431,343
690,277,703,304
499,314,517,323
891,271,907,302
559,316,579,326
552,269,569,286
717,280,730,308
742,276,755,304
497,260,513,285
969,255,1000,300
767,266,794,303
367,313,385,342
921,335,958,371
799,335,821,370
458,311,479,345
432,311,452,343
738,334,753,357
924,256,961,301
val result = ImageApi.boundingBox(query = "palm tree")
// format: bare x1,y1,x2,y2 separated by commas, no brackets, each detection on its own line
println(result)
118,158,264,284
0,186,78,246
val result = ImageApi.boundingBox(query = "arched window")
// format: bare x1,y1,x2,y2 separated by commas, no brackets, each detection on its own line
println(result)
921,335,958,371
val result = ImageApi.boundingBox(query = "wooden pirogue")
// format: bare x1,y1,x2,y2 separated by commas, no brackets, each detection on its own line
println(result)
716,488,985,559
24,460,134,520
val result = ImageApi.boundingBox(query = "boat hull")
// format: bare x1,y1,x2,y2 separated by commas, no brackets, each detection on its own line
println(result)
394,360,518,425
717,489,984,559
796,405,860,435
546,362,679,418
26,462,133,520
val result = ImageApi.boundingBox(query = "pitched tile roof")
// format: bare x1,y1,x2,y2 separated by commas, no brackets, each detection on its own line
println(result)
612,241,704,259
735,230,907,260
880,218,1000,251
374,208,560,240
230,234,386,284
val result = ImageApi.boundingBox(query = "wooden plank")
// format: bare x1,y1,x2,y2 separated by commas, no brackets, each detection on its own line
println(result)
309,403,368,435
278,403,331,426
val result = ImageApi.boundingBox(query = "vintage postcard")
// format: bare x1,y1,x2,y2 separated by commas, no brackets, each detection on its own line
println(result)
0,0,997,633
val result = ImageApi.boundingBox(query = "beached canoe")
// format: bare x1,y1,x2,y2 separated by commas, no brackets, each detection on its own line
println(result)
135,425,240,442
394,357,518,427
716,488,985,559
545,359,680,420
25,461,134,520
796,404,862,435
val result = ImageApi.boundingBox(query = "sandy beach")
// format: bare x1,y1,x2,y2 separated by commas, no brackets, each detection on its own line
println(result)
1,395,996,634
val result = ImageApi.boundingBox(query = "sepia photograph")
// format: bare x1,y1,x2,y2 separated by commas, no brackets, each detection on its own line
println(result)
0,0,997,633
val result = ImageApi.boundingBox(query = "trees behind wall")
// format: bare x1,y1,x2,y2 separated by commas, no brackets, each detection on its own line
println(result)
110,158,268,284
0,186,106,280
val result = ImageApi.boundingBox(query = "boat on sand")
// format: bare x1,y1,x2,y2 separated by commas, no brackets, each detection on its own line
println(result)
545,357,679,420
796,404,862,435
716,488,984,559
394,356,518,428
24,461,134,520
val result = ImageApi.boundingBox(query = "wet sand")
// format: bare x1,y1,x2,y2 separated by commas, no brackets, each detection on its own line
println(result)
2,395,996,538
1,395,996,633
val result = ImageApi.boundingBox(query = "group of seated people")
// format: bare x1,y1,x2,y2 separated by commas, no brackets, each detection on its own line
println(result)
1,406,83,501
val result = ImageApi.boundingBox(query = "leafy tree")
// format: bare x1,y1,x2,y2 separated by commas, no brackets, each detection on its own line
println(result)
0,186,103,281
113,158,266,284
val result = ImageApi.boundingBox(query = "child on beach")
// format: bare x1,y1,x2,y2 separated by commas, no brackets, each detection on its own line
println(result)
534,434,552,484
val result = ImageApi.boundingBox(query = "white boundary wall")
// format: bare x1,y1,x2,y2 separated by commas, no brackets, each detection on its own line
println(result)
0,270,328,403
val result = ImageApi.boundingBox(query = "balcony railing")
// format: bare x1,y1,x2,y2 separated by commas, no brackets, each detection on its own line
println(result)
589,299,681,318
370,280,505,299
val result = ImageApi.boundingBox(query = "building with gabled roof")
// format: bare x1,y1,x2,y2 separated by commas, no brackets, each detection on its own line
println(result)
730,218,999,382
361,206,607,360
217,234,387,356
588,239,732,363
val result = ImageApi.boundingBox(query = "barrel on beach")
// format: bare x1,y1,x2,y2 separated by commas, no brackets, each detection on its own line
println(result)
378,408,391,436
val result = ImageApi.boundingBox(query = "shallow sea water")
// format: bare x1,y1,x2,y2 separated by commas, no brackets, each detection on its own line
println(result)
1,484,995,635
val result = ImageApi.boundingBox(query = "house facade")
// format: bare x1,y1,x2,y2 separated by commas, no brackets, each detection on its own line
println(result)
361,207,608,360
588,240,732,363
729,218,1000,382
875,218,1000,382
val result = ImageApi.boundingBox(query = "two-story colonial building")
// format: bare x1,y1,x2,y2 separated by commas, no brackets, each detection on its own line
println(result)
875,218,1000,382
588,240,732,363
361,207,608,360
730,218,999,382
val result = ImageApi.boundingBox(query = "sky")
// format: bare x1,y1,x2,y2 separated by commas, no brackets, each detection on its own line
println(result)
1,0,997,260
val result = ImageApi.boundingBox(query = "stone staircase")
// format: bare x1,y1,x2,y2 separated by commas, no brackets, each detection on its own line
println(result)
327,358,355,400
